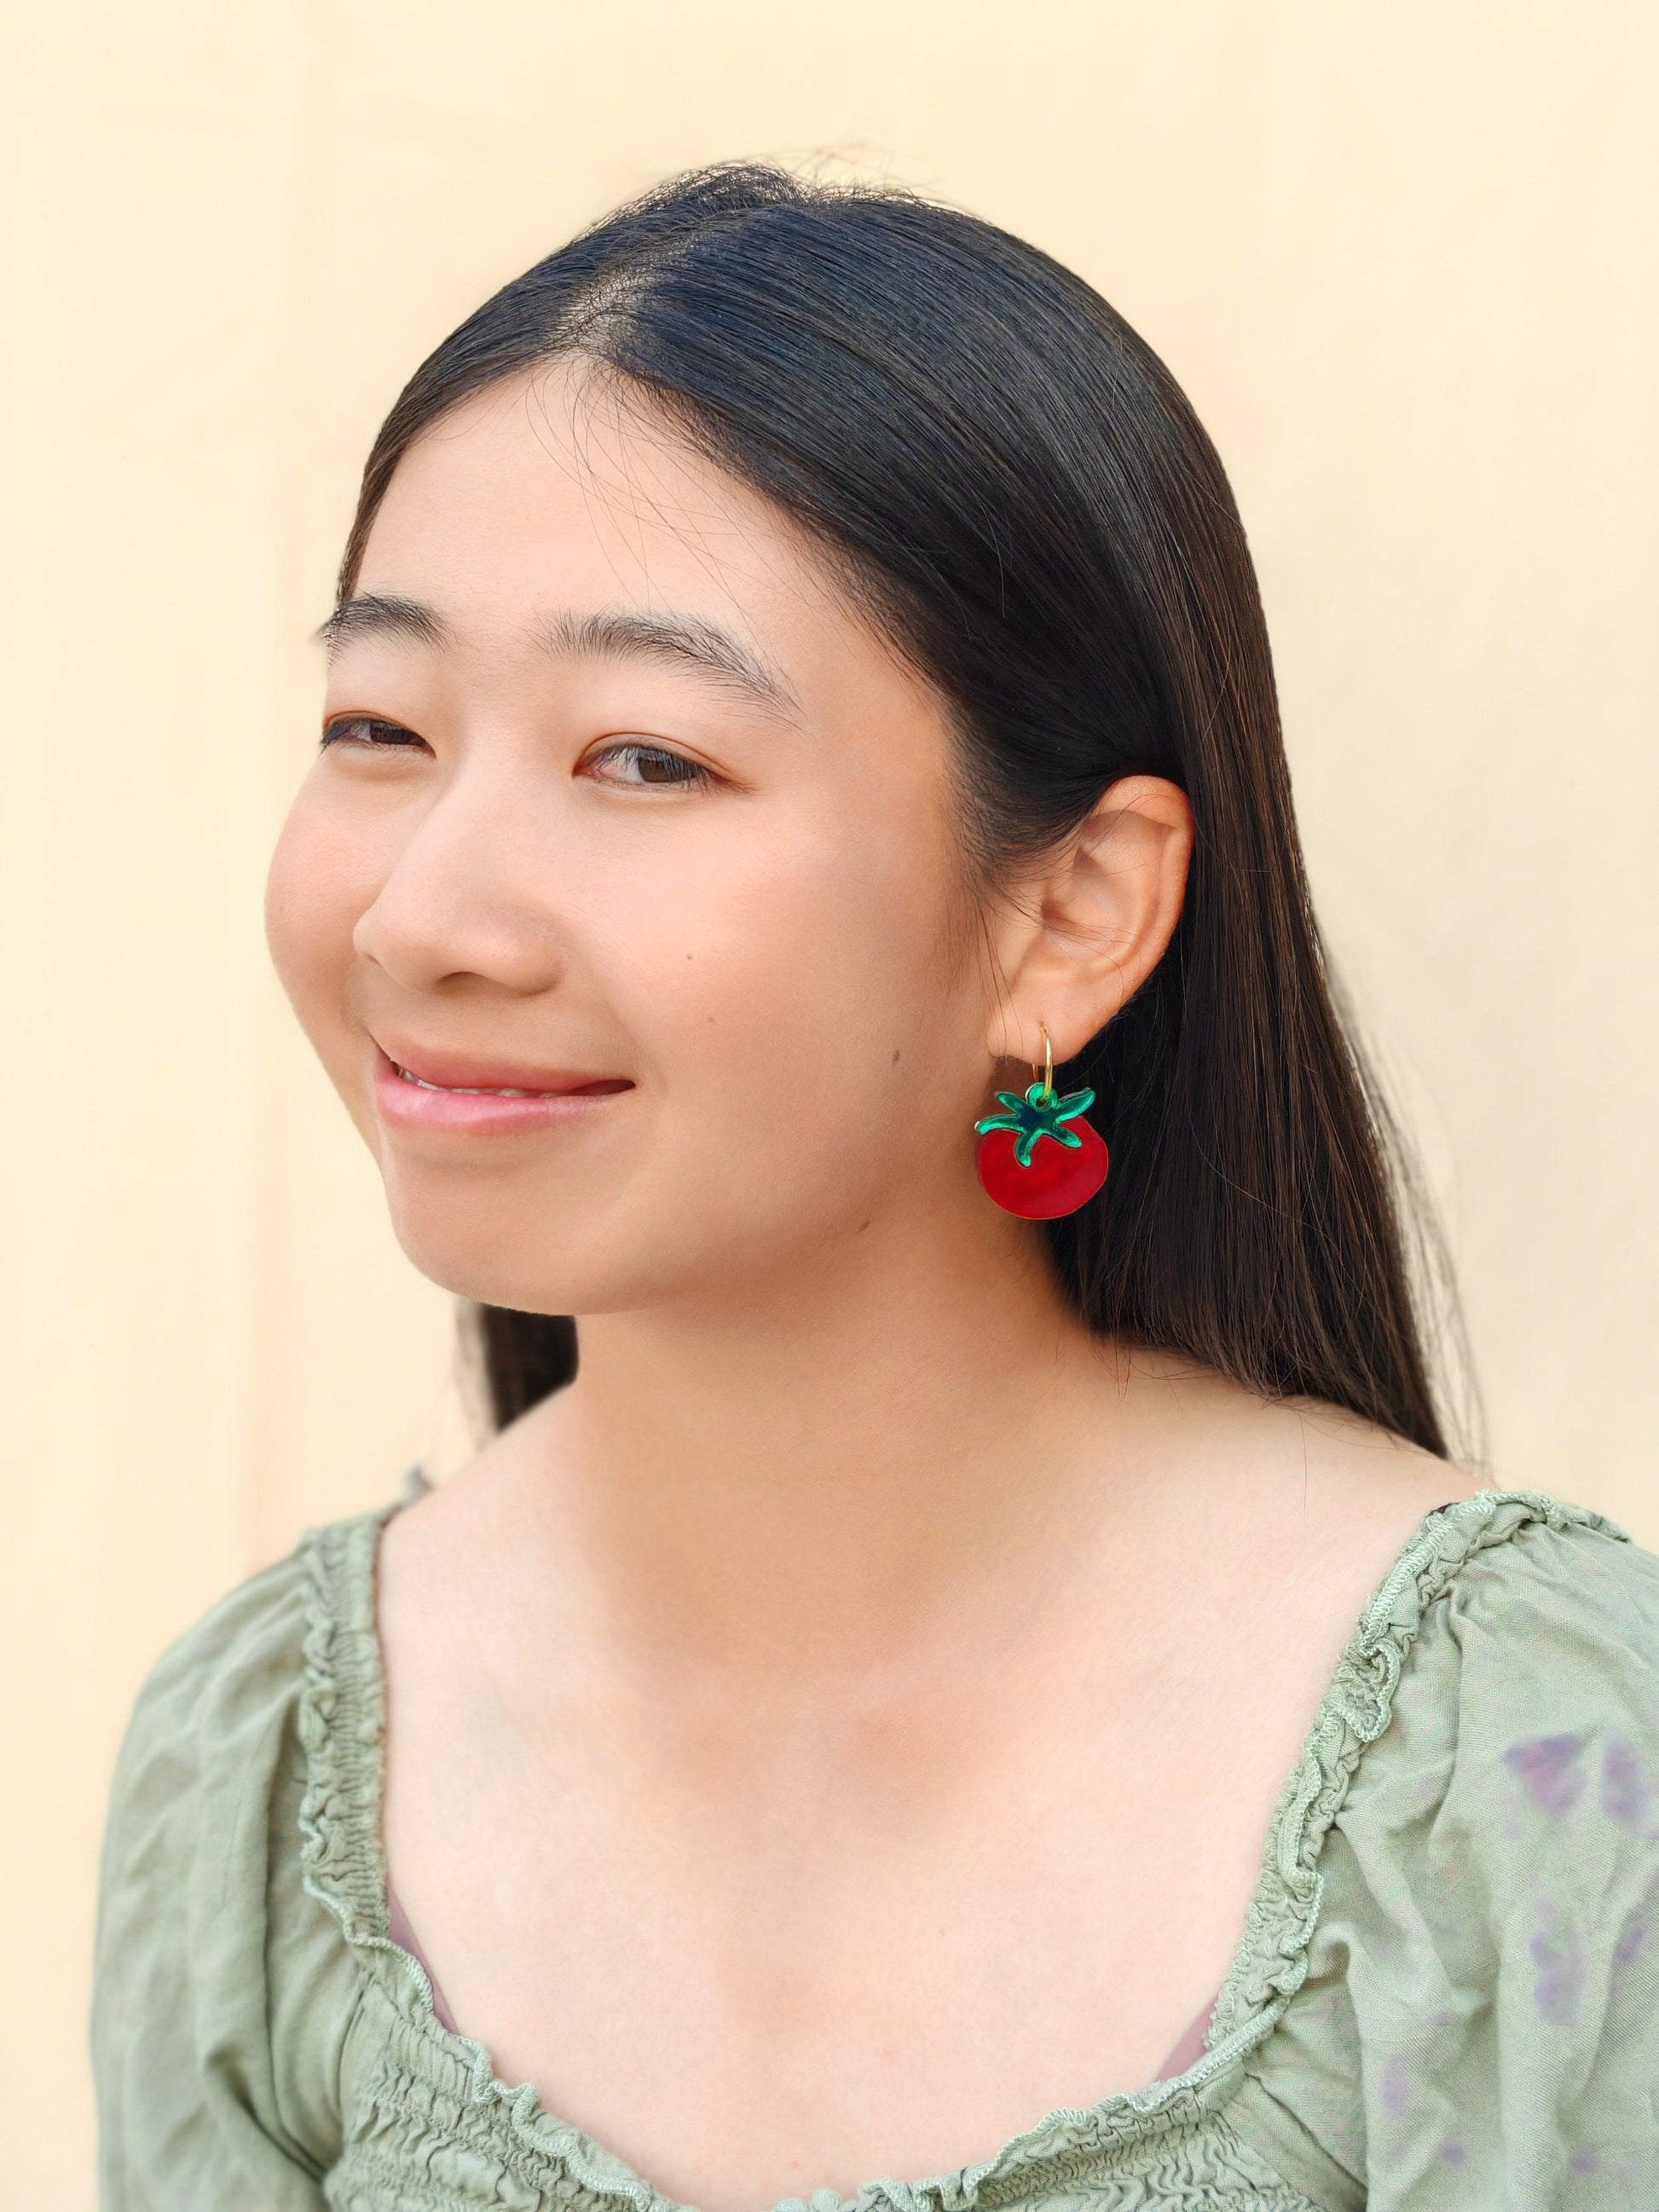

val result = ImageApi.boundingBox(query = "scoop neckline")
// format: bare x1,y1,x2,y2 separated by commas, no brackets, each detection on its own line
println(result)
293,1483,1615,2212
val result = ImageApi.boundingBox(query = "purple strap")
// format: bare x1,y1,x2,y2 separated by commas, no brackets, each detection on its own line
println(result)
1152,1996,1217,2081
384,1881,460,2034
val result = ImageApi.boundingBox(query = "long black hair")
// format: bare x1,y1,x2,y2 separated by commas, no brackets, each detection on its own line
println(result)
339,164,1460,1458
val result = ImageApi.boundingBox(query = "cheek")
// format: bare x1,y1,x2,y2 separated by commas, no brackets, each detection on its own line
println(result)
614,792,975,1218
263,793,371,1061
371,788,982,1314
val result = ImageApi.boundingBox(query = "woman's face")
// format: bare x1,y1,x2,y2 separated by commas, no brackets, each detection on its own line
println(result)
266,364,1012,1315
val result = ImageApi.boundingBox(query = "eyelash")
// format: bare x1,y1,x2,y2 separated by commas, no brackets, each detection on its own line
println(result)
320,715,428,753
318,719,715,791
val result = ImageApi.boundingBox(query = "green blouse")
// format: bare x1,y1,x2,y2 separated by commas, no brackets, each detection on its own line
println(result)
92,1489,1659,2210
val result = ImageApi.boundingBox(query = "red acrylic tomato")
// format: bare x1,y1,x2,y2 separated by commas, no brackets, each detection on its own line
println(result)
974,1082,1110,1219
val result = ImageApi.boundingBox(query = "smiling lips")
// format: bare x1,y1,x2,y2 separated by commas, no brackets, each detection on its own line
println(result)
373,1043,633,1135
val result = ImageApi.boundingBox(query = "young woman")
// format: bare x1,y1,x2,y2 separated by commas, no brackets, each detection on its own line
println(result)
93,167,1658,2210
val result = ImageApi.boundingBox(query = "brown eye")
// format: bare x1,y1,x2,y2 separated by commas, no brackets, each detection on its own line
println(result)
320,716,428,751
581,742,714,789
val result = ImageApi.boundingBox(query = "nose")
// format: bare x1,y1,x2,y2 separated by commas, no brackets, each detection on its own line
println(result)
352,766,566,996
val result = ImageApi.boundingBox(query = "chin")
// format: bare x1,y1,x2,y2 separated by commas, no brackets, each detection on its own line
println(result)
381,1188,692,1317
389,1222,617,1315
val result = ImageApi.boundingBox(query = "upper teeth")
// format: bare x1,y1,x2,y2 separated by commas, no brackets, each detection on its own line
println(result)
397,1065,540,1099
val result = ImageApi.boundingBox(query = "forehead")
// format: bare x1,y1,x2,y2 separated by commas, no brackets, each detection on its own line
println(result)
356,361,849,659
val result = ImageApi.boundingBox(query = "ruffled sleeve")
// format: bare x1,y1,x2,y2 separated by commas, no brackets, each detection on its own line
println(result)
1246,1501,1659,2209
92,1546,365,2209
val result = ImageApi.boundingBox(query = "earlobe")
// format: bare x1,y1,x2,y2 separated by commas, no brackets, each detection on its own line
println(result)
985,774,1193,1069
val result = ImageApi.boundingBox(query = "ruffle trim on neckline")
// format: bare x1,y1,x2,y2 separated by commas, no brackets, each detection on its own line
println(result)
294,1487,1621,2212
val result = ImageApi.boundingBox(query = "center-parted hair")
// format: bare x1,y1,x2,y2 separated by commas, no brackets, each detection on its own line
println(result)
339,164,1459,1457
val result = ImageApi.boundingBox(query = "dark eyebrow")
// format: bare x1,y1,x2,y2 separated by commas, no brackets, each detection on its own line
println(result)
315,595,798,718
541,608,799,718
314,594,454,654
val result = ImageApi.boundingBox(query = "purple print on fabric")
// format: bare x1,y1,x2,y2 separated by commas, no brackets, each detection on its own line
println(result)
1380,2055,1412,2117
1530,1901,1587,2026
1505,1734,1587,1816
1600,1736,1653,1831
1614,1909,1650,1972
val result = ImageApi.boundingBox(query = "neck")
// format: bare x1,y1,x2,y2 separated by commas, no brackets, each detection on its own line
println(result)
506,1208,1140,1675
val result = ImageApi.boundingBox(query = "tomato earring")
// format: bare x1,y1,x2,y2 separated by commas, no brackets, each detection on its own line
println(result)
974,1025,1109,1219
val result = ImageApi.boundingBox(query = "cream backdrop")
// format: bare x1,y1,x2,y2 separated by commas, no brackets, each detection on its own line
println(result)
3,0,1656,2194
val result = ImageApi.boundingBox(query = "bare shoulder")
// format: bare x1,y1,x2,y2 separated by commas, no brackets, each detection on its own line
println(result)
1107,1352,1478,1643
1264,1387,1476,1517
1263,1393,1477,1616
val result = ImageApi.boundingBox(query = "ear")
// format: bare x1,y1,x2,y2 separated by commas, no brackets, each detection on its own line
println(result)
984,775,1193,1069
